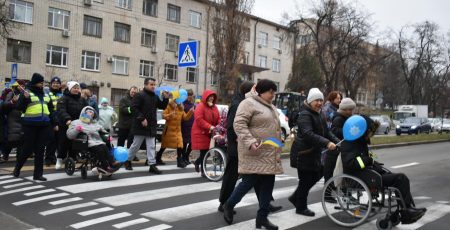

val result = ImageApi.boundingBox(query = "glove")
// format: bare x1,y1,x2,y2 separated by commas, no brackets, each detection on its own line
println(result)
76,124,83,132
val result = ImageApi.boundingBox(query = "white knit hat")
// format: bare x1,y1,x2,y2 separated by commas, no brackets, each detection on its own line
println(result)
339,98,356,111
67,81,80,91
307,88,324,104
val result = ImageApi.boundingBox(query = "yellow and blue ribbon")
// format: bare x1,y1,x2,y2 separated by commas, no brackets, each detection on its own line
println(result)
261,137,284,148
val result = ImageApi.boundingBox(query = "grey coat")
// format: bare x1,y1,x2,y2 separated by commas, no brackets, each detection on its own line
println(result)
66,106,107,148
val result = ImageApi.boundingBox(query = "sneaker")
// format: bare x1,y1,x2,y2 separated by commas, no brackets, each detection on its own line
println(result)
55,158,63,170
149,164,162,174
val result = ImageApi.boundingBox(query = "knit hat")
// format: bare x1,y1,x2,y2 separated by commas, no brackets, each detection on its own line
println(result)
80,83,87,89
30,73,44,85
306,88,324,104
67,81,80,91
50,76,61,84
338,98,356,112
100,97,109,104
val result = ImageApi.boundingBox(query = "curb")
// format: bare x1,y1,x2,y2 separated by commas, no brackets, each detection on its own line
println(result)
280,138,450,159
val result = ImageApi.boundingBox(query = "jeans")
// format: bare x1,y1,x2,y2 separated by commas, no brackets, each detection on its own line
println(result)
127,135,156,164
226,174,275,218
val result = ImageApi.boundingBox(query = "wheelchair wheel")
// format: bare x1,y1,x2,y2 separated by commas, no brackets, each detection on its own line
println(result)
322,174,372,227
80,165,87,179
202,147,226,182
65,158,76,176
376,217,392,230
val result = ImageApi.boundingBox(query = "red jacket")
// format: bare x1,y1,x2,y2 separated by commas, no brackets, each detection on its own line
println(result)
191,90,220,150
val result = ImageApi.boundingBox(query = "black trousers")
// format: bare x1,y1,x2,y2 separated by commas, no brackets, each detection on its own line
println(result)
291,169,322,210
182,142,192,161
117,128,133,148
156,147,183,160
194,149,208,171
2,140,23,159
323,151,339,184
45,130,58,162
382,173,413,208
57,125,75,159
15,125,51,178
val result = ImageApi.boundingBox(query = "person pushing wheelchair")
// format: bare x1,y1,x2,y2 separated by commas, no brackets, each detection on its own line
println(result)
340,115,426,225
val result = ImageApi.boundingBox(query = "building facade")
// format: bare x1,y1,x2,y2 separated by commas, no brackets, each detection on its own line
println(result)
0,0,292,105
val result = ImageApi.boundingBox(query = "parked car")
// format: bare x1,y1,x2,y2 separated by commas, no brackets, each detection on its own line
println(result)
277,109,291,141
396,117,432,135
156,109,164,142
370,115,392,135
428,118,442,132
441,119,450,133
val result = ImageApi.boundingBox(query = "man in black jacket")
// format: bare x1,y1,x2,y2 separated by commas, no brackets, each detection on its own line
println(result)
341,115,426,224
118,86,138,148
125,78,169,174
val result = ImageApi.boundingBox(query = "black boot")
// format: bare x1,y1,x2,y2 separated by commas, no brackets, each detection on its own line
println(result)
223,202,234,224
269,204,282,213
218,203,237,214
177,158,186,168
288,194,297,208
12,167,20,178
296,208,315,216
33,176,47,181
155,150,165,165
256,217,278,230
149,164,162,174
400,208,426,224
124,161,133,170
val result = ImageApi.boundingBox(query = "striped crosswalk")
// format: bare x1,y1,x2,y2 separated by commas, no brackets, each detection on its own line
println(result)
1,164,449,230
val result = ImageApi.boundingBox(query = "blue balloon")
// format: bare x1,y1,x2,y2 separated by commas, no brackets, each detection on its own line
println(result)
175,89,188,104
343,115,367,141
113,147,129,163
155,86,175,100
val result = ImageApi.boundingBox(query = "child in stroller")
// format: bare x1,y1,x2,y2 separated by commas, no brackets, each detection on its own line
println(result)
67,106,120,173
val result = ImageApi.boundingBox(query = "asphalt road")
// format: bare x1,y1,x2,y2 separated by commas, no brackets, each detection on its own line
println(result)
0,142,449,230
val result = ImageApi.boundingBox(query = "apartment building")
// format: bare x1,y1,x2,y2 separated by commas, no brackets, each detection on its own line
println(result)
0,0,292,104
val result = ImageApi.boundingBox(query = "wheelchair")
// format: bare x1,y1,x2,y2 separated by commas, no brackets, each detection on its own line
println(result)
322,166,409,230
202,145,227,182
64,132,116,180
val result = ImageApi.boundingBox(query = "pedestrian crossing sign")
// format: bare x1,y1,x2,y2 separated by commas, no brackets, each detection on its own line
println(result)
178,41,198,68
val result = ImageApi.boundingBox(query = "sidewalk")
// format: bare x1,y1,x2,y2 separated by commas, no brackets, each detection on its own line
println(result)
0,211,36,230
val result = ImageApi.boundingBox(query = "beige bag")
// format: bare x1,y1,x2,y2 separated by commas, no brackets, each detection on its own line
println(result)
333,153,343,187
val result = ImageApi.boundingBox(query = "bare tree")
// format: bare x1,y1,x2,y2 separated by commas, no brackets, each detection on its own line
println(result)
0,0,19,42
285,48,323,92
154,53,168,87
208,0,254,100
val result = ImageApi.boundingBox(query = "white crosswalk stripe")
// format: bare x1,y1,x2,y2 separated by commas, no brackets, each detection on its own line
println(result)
0,175,14,180
3,182,33,189
0,185,45,196
39,202,99,216
139,224,172,230
49,197,83,205
70,212,132,229
0,178,22,185
78,207,114,216
112,218,150,229
24,189,56,196
13,192,70,206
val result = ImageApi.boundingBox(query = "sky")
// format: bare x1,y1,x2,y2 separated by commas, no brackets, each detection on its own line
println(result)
252,0,450,40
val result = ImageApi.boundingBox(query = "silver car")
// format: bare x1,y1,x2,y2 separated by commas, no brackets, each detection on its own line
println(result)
370,115,392,135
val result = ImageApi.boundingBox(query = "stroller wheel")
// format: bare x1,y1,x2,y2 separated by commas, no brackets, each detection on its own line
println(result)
65,158,76,176
80,165,87,179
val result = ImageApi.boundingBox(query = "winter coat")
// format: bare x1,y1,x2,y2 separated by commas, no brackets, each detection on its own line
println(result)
17,86,55,127
130,88,168,137
322,101,338,126
98,105,117,130
191,90,220,150
233,95,284,175
161,104,193,148
118,93,134,129
57,90,88,126
66,106,107,148
226,93,245,157
181,100,195,143
3,90,23,141
331,112,348,140
49,89,63,126
291,101,340,171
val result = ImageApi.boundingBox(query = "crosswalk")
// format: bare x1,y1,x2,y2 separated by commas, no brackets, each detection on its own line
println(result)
1,163,449,230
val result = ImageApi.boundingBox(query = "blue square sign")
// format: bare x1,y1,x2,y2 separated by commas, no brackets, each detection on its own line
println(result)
178,41,198,68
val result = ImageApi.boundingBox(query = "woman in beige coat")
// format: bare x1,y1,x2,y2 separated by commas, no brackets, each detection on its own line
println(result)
222,79,283,230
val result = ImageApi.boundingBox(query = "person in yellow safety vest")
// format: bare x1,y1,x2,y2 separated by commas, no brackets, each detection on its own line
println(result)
44,76,63,166
12,73,55,181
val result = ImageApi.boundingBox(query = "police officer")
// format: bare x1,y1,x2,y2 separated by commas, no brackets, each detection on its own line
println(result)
13,73,55,181
45,76,63,166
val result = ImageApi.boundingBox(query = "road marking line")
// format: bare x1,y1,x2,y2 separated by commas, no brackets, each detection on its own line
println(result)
139,224,172,230
24,189,56,196
0,185,45,196
3,182,32,189
96,176,295,207
40,202,98,216
113,218,150,229
391,162,420,169
49,197,83,205
215,202,337,230
70,212,131,229
0,178,22,185
436,200,450,204
141,186,301,222
78,207,114,216
0,175,13,180
413,196,432,200
13,192,70,206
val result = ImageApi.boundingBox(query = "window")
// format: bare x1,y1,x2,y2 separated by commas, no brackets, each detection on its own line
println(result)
165,33,179,52
272,58,280,72
6,39,31,63
167,4,180,23
9,0,33,24
242,51,250,64
112,56,129,75
243,27,250,42
139,60,154,77
258,32,268,47
46,45,68,67
273,36,281,50
143,0,157,17
141,28,157,48
210,75,218,86
164,64,178,81
189,10,201,28
297,34,313,45
186,67,197,83
116,0,131,10
81,51,100,71
114,22,131,43
48,7,70,30
111,88,128,106
83,15,102,37
258,55,267,68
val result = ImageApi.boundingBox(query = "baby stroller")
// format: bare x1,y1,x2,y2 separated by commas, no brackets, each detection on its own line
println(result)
65,131,119,180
